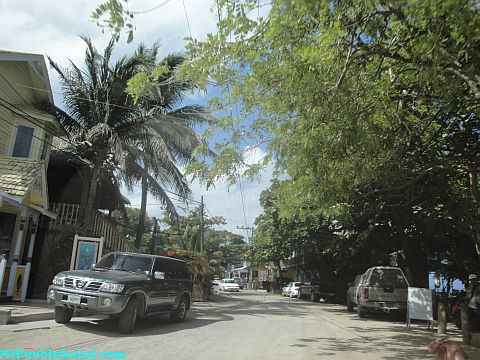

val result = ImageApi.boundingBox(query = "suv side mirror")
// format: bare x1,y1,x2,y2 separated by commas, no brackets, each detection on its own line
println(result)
154,271,165,280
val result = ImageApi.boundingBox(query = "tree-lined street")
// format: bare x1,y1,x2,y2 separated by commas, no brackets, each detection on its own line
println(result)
1,293,479,359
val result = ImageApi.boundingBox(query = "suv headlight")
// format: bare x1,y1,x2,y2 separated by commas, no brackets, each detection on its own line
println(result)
52,275,65,286
100,283,125,293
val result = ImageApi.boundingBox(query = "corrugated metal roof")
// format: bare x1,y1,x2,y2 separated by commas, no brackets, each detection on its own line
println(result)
0,157,42,197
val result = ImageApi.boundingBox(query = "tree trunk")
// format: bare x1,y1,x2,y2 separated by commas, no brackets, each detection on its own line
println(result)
82,160,103,232
135,175,149,249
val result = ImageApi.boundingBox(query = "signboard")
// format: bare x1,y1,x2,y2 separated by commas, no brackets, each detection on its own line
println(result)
407,287,434,327
70,235,104,270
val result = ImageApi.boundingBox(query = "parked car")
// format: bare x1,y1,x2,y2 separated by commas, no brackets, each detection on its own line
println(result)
356,266,409,318
218,278,240,292
47,252,193,334
297,282,312,299
281,282,292,296
346,274,365,312
287,282,303,298
299,278,338,302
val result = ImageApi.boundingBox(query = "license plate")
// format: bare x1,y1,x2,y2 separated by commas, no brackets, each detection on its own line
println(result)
67,294,81,304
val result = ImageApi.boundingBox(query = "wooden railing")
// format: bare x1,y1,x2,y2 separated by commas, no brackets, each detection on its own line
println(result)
48,203,135,253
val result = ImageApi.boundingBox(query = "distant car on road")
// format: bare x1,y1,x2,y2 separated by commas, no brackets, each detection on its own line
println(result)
288,282,303,298
281,282,303,298
219,278,240,292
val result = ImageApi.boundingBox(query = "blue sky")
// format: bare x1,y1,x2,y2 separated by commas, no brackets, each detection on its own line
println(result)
0,0,274,237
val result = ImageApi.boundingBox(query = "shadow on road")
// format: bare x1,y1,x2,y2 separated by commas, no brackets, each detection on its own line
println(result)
64,310,235,338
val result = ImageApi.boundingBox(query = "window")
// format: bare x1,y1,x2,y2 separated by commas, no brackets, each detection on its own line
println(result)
96,253,152,274
153,258,189,279
12,125,34,158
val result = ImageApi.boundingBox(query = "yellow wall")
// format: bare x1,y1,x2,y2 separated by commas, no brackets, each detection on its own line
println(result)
0,110,49,159
0,107,13,156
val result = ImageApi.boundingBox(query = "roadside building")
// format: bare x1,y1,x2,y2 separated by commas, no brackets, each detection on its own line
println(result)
0,51,65,302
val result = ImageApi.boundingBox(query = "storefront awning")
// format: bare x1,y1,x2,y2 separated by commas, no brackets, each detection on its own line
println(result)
0,157,56,219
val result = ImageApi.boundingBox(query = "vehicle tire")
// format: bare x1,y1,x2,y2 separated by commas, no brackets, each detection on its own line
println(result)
170,296,188,323
347,298,354,312
357,304,367,318
54,306,73,324
118,297,138,334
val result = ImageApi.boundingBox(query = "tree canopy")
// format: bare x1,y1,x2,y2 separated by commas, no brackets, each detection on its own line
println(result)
92,0,480,281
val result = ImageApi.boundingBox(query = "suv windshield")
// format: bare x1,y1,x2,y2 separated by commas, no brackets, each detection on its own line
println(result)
370,269,407,288
96,253,152,274
224,279,237,284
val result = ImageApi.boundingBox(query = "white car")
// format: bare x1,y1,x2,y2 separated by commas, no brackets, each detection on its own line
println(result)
356,266,409,318
288,282,303,298
282,282,303,297
219,278,240,292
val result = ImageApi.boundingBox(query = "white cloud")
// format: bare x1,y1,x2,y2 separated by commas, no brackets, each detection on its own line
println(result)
0,0,217,105
123,147,273,237
0,0,273,236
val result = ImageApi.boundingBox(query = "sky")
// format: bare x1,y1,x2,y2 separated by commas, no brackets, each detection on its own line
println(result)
0,0,273,238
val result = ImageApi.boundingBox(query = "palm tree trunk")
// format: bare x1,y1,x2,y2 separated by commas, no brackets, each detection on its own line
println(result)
82,160,103,231
135,175,149,249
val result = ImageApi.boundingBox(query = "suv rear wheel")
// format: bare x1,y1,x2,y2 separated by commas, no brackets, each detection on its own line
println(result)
54,306,73,324
170,295,188,323
118,297,138,334
357,304,367,318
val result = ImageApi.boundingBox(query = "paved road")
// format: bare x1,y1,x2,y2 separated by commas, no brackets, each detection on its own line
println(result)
1,291,479,359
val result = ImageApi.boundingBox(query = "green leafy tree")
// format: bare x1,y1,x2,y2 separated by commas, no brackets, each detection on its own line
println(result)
121,53,214,249
49,38,212,241
48,37,159,228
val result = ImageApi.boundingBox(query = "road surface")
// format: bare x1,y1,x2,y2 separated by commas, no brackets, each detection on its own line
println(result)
1,291,479,359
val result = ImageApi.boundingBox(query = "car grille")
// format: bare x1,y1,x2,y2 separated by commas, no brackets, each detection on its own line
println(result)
64,278,74,288
63,278,103,292
86,282,102,292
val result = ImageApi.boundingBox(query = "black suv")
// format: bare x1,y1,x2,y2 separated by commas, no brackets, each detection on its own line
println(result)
47,252,193,333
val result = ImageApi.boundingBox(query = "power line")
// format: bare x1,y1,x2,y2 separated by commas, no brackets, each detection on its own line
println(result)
182,0,193,40
0,97,93,166
130,0,175,14
0,116,81,160
125,181,203,205
14,84,213,116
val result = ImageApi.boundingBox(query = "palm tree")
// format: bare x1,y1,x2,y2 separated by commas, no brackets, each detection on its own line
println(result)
48,38,212,234
121,53,214,249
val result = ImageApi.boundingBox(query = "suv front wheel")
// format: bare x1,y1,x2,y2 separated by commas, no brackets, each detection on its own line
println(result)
54,306,73,324
170,296,188,323
118,297,138,334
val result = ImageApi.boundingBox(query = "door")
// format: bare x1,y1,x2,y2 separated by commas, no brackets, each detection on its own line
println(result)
0,212,17,295
164,260,185,302
148,258,171,310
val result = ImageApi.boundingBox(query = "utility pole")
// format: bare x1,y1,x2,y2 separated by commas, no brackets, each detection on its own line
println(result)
150,217,157,255
237,225,255,289
236,226,254,242
200,196,204,254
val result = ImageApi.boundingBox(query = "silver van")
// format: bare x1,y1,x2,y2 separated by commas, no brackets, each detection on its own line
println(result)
356,266,409,318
